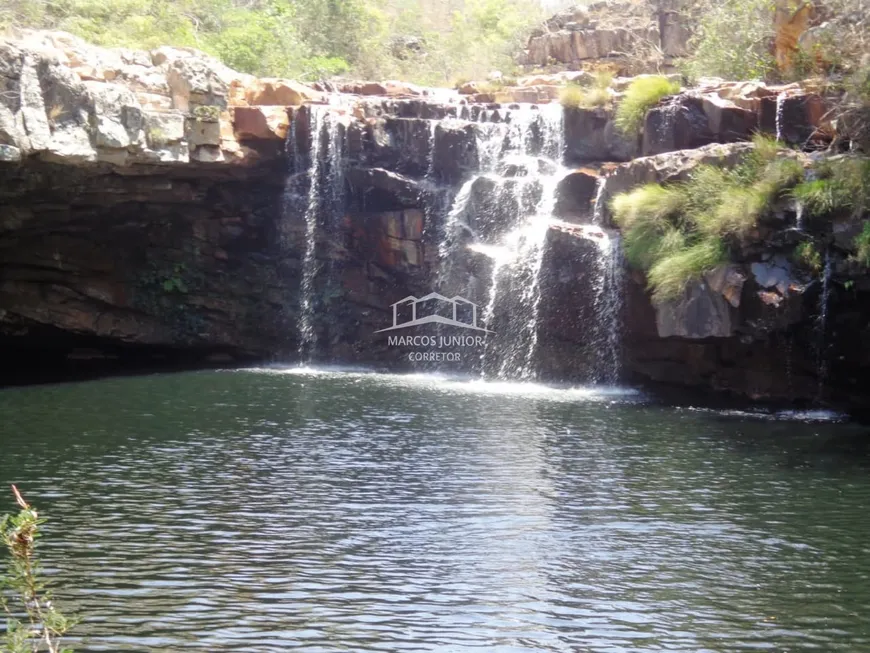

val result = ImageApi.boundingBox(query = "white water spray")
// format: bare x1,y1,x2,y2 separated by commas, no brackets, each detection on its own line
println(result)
817,249,832,398
297,106,346,360
592,232,624,383
775,92,786,143
592,176,608,225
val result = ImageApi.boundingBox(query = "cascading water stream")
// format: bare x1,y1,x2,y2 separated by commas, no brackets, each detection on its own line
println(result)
464,104,567,379
285,97,625,383
592,176,607,225
297,105,347,360
775,92,786,142
297,107,326,358
817,249,832,399
434,103,627,383
592,232,624,384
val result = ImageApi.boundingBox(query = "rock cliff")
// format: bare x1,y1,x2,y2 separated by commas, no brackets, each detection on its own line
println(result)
1,27,867,416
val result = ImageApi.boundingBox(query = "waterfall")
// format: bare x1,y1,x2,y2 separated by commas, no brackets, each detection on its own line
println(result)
775,92,786,143
795,200,805,231
592,176,607,225
426,119,437,180
816,249,832,398
283,97,625,383
489,170,562,380
592,233,624,384
297,105,347,360
434,103,567,380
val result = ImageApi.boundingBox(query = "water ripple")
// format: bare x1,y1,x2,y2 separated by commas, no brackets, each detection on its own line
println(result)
0,369,869,651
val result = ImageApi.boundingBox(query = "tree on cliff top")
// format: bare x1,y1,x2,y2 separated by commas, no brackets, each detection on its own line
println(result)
0,0,543,84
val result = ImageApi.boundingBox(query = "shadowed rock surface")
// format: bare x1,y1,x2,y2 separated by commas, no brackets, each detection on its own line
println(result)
1,27,868,416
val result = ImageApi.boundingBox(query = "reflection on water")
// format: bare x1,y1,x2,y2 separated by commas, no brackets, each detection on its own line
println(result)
0,368,869,652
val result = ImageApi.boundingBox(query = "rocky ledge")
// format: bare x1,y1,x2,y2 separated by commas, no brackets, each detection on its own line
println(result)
1,29,866,416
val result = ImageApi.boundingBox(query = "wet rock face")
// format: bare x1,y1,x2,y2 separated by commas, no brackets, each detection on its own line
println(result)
563,107,638,164
0,158,293,377
534,228,605,382
432,120,479,184
642,97,717,156
554,170,600,221
759,92,830,146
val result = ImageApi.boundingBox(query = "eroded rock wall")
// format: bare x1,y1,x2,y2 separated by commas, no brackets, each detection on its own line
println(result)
1,28,867,415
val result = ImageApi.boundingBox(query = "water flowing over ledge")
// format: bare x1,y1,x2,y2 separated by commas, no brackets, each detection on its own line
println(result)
0,29,866,417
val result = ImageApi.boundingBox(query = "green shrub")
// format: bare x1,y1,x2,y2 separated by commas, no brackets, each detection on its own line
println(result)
853,222,870,267
611,138,806,301
192,105,221,121
611,185,686,269
792,157,870,219
614,76,680,136
647,239,727,302
684,0,776,82
794,241,823,272
749,133,785,166
2,486,76,653
560,84,610,109
560,71,614,109
0,0,543,85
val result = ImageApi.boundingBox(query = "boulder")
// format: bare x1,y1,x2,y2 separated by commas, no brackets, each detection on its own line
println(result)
759,92,829,145
642,96,715,156
563,107,611,163
241,78,319,106
187,117,222,146
87,81,145,150
347,167,422,210
700,94,758,142
432,120,479,184
554,169,600,221
564,106,640,164
655,274,736,339
232,106,289,141
165,53,232,111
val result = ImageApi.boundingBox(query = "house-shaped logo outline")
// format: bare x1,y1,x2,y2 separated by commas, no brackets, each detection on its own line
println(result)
375,292,494,333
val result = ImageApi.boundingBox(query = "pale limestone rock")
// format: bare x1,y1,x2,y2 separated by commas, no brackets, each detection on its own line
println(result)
19,53,51,152
187,118,221,146
144,111,186,146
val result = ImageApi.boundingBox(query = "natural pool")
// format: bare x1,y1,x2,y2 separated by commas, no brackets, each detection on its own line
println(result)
1,368,869,651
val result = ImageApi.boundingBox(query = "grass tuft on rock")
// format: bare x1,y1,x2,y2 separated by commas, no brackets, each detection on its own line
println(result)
614,76,680,136
611,185,686,270
792,157,870,219
647,239,727,302
794,241,823,272
559,71,613,110
611,137,805,301
853,222,870,267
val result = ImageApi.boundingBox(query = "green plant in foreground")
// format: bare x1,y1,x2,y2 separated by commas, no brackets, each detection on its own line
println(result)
611,136,804,301
1,486,75,653
614,76,680,136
